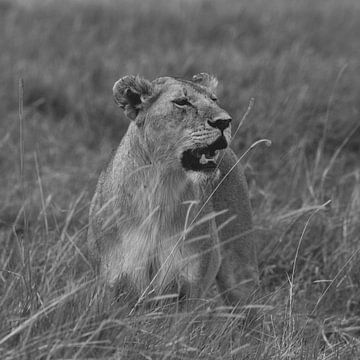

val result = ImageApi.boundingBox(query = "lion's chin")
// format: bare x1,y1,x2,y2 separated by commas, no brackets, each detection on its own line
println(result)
180,135,228,173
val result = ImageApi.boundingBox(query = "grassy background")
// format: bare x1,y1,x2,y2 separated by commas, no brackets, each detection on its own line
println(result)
1,0,360,358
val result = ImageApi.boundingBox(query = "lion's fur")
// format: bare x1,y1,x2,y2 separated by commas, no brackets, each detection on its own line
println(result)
87,74,259,307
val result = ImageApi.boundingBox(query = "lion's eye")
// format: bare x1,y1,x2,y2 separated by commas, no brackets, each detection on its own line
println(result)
210,94,218,102
172,98,192,107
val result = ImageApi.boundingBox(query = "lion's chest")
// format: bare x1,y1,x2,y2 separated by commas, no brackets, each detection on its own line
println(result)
103,223,200,294
103,164,213,293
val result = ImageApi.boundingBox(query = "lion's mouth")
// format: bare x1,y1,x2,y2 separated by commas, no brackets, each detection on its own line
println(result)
181,135,228,172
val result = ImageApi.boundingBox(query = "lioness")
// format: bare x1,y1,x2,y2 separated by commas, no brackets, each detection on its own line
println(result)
87,73,259,309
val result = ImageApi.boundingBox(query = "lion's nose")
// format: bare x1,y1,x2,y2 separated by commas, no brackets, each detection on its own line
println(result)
207,115,232,131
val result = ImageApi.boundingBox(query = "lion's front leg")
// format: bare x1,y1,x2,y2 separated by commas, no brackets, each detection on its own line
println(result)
181,218,221,310
215,248,260,306
216,255,261,328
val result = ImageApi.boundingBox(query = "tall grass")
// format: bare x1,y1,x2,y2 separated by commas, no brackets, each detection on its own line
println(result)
1,0,360,358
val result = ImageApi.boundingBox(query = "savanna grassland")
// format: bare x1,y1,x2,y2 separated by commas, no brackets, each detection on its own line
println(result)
1,0,360,358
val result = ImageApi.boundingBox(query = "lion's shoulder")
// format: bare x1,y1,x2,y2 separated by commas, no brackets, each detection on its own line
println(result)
216,148,246,184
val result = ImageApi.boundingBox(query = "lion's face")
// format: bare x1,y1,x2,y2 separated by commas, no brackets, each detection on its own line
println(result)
113,73,232,174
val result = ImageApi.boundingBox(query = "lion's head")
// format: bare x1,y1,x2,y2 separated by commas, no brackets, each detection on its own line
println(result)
113,73,232,175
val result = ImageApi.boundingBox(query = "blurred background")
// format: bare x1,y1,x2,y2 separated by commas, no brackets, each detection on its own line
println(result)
1,0,360,357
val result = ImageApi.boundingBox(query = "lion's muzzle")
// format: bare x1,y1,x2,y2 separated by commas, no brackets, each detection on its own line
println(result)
181,134,228,172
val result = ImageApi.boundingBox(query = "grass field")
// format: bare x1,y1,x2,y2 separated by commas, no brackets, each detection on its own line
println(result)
1,0,360,358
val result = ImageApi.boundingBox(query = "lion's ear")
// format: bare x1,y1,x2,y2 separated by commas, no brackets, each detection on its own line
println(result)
113,75,153,120
192,73,218,93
